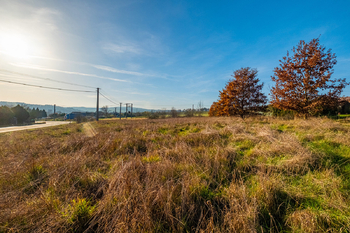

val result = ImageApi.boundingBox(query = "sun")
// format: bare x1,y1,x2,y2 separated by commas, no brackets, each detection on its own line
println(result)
0,34,31,59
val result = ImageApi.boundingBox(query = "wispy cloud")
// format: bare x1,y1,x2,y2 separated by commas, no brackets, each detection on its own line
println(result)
91,64,174,80
10,63,129,83
14,55,170,79
102,43,141,54
111,89,150,96
91,65,151,76
32,7,62,31
338,58,350,62
198,89,212,93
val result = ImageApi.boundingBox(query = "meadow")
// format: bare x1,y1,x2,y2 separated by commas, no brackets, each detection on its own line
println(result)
1,116,350,232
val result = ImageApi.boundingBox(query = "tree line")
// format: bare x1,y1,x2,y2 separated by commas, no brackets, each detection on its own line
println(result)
209,38,349,119
0,105,47,125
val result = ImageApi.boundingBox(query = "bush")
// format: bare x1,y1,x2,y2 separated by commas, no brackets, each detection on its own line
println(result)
267,105,295,119
148,112,160,119
184,109,194,117
76,115,88,123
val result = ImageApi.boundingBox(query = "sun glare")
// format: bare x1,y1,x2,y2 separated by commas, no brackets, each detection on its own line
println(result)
0,34,31,59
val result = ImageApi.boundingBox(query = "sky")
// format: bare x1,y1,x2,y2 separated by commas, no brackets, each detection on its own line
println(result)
0,0,349,110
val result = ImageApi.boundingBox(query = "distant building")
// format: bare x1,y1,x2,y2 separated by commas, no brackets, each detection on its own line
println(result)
64,112,87,120
64,112,96,120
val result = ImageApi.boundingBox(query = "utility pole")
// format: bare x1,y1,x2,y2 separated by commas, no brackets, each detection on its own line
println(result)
114,107,116,117
119,103,122,120
53,104,56,120
131,104,133,119
96,88,100,121
125,103,128,119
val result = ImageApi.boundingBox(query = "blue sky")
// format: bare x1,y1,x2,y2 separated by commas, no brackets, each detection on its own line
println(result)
0,0,349,109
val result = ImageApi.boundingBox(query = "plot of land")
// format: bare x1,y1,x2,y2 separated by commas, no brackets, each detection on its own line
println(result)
1,117,350,232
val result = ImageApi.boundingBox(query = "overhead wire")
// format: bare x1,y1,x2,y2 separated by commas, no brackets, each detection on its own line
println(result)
0,69,216,109
0,79,95,93
99,91,120,106
100,89,120,104
0,69,96,89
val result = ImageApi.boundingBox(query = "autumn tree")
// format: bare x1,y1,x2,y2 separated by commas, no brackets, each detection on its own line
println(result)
208,102,218,117
270,38,349,118
210,67,267,118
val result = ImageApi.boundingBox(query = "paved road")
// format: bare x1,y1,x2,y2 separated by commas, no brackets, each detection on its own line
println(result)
0,121,72,134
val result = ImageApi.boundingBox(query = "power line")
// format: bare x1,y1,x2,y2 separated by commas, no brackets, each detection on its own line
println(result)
0,79,94,92
100,89,120,104
0,69,95,89
99,91,120,105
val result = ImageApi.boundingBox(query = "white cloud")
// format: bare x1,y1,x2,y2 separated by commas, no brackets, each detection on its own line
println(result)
91,65,149,76
91,64,174,80
32,7,62,31
338,58,350,62
9,55,171,80
102,43,141,54
10,63,129,83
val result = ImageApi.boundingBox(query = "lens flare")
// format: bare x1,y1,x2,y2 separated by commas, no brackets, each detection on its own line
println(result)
0,34,31,59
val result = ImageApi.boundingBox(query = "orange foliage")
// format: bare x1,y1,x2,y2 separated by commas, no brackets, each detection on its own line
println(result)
209,67,267,118
270,38,349,118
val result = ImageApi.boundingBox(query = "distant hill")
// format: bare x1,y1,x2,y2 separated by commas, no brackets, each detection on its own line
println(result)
0,101,152,114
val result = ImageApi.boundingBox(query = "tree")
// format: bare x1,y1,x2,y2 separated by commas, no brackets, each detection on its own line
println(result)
210,67,267,118
270,38,349,118
184,108,193,117
11,105,30,123
196,101,203,117
101,106,108,117
29,108,38,120
40,110,47,118
0,106,14,125
209,102,223,117
159,108,167,119
170,107,178,118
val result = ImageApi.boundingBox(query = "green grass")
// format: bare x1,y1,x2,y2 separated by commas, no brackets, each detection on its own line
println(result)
1,117,350,232
142,155,161,163
61,198,96,231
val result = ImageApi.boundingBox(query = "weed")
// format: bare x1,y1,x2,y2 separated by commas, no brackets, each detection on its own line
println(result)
158,127,168,134
27,165,46,182
142,155,161,163
62,129,71,135
61,198,96,231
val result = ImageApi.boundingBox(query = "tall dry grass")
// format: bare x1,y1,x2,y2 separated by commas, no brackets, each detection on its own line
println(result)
0,116,350,232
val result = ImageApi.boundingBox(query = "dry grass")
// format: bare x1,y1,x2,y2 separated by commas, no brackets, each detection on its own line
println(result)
0,116,350,232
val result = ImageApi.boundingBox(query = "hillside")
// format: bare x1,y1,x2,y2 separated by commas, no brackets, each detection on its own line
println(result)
1,117,350,232
0,101,153,114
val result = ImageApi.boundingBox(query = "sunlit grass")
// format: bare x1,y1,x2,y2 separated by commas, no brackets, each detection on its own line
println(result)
0,116,349,232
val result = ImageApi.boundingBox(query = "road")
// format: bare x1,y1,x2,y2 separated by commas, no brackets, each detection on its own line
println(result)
0,121,72,134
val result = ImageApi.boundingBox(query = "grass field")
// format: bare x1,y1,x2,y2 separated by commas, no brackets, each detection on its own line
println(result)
1,116,350,232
